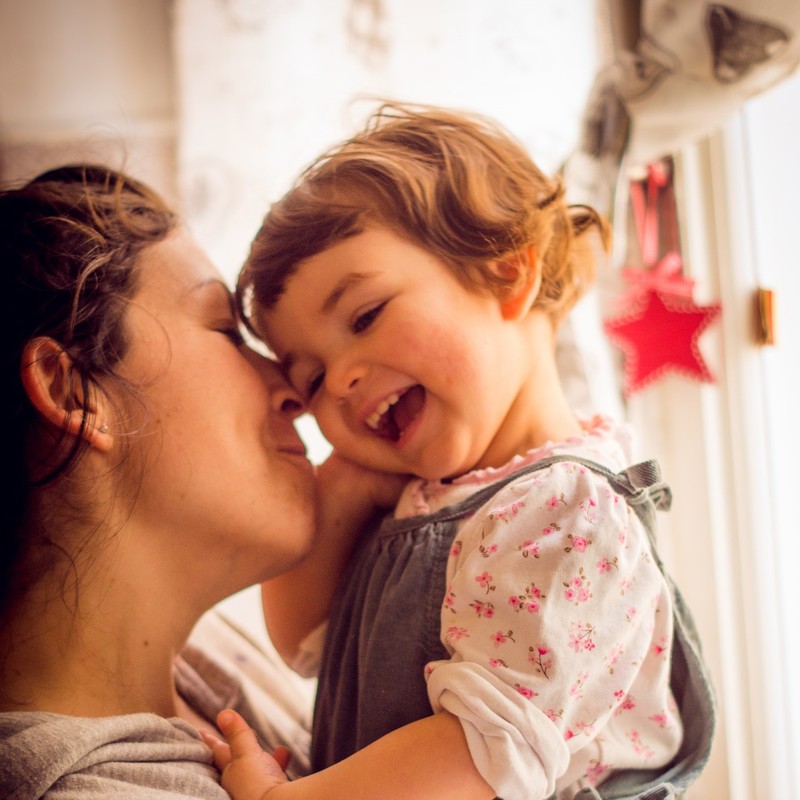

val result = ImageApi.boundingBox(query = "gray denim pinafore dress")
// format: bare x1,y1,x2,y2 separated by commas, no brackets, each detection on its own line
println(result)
310,456,716,799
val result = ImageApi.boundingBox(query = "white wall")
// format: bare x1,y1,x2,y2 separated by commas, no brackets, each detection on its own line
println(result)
0,0,177,200
172,0,598,284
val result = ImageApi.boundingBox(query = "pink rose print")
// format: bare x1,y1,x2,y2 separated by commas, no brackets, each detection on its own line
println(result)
528,644,553,678
585,760,610,786
563,568,592,604
649,712,670,727
605,643,623,674
546,493,567,509
568,671,588,699
489,657,507,669
491,630,516,647
490,499,527,522
613,692,636,715
475,571,495,594
571,720,595,737
541,522,561,536
509,583,545,613
597,556,618,574
515,684,538,699
546,708,564,723
443,589,456,611
519,539,540,558
450,540,462,558
652,636,668,657
625,606,638,623
567,621,596,653
469,600,495,618
479,543,498,558
619,577,635,596
565,533,592,553
579,496,598,523
445,626,469,644
627,729,655,759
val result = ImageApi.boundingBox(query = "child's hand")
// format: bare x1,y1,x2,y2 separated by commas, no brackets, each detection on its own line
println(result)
317,450,408,515
201,709,289,800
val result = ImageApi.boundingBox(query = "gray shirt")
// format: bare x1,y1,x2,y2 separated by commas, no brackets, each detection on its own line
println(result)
0,607,314,799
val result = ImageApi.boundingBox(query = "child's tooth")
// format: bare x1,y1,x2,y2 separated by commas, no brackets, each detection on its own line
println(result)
366,393,402,431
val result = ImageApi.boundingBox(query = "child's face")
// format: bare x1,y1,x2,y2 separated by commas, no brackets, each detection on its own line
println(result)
259,225,536,480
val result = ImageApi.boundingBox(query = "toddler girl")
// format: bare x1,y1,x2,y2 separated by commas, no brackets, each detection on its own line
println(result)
206,103,715,800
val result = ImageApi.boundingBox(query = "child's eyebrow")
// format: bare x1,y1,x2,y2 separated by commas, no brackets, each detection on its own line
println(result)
321,271,375,313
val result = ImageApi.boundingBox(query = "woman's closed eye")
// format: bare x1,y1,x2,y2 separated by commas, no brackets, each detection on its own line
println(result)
351,301,386,334
218,324,245,346
305,371,325,400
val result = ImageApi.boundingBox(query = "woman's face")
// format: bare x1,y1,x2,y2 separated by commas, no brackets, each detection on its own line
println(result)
113,231,316,595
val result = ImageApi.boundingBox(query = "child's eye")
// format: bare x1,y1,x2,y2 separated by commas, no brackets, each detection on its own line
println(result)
352,302,386,334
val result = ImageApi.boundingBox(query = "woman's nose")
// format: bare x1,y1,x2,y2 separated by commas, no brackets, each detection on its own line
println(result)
244,347,306,419
273,382,305,420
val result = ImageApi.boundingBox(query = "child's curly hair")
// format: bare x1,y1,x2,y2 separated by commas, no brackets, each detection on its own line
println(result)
238,102,609,331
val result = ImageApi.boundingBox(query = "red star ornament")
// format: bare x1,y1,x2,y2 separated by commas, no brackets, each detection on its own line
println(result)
603,289,721,396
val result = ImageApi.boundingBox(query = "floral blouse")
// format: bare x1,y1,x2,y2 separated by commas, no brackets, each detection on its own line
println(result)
396,416,683,799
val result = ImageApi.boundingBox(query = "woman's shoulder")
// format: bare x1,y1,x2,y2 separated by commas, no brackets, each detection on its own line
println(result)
0,710,218,800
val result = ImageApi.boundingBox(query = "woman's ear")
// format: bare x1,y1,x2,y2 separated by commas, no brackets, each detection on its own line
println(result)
490,247,542,321
20,337,114,452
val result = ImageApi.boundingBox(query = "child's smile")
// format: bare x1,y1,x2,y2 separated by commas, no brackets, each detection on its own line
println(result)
259,225,550,480
365,384,426,441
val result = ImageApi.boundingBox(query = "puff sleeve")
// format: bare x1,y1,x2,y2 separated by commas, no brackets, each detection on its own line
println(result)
425,460,680,799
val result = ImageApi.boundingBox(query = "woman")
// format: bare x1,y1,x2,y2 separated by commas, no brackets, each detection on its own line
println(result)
0,164,387,798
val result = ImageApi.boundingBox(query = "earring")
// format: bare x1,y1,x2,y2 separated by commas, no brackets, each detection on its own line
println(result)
98,422,110,434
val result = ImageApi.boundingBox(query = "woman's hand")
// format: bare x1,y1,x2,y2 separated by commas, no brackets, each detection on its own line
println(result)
202,710,289,800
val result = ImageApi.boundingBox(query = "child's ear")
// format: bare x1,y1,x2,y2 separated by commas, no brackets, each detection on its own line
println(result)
490,247,541,321
20,337,114,452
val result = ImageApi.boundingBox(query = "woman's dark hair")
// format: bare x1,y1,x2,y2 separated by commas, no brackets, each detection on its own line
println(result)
1,163,177,614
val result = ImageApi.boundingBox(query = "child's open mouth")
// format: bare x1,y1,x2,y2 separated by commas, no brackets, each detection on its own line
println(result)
365,385,426,442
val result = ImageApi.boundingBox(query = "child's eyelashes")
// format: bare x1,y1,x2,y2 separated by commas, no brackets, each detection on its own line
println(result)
351,301,387,334
289,299,388,399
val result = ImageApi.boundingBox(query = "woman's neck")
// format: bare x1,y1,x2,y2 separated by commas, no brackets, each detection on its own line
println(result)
0,551,200,718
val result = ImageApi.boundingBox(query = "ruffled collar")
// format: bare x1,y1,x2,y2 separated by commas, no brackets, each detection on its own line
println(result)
395,414,626,518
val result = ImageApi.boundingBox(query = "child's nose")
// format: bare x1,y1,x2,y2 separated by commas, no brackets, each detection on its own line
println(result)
327,360,366,398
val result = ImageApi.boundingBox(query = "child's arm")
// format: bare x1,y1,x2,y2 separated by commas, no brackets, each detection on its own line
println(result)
207,708,495,800
262,452,407,664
